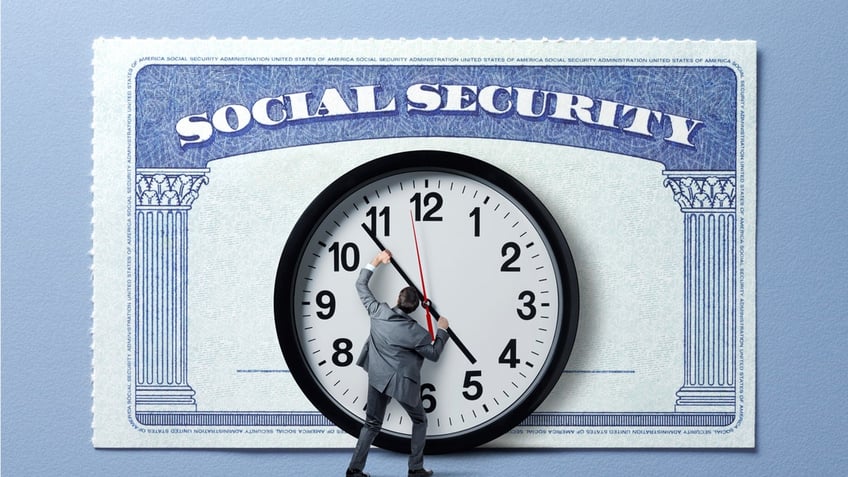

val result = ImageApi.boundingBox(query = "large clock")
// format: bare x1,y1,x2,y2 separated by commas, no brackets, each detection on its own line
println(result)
274,150,579,453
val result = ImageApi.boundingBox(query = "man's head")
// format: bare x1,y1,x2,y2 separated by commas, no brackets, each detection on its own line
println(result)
397,286,420,313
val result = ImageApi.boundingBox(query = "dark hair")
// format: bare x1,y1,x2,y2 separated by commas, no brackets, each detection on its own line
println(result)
397,286,420,313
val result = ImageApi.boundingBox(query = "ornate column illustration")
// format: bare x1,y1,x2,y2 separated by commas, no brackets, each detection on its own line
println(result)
135,169,209,412
663,172,737,413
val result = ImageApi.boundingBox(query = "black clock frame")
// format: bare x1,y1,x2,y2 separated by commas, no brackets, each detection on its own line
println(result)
274,150,579,454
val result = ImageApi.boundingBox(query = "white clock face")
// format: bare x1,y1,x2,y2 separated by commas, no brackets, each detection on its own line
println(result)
276,152,578,452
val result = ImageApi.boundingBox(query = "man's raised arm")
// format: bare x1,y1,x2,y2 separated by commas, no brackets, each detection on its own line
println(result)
355,250,392,315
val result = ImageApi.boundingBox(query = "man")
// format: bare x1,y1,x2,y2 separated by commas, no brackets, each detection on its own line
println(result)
347,250,449,477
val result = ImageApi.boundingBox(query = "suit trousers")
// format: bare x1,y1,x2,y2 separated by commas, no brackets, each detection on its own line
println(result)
349,384,428,471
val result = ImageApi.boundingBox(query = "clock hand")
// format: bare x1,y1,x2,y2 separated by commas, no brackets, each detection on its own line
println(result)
360,222,418,293
409,211,435,340
413,300,477,366
360,222,478,364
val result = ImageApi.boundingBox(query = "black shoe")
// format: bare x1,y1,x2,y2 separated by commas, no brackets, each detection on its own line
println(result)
346,468,369,477
408,469,434,477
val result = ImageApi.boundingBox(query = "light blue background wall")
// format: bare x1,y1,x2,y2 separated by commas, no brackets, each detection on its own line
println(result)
2,1,846,475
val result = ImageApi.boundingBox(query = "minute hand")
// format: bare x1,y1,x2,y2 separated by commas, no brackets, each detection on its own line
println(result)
361,223,478,364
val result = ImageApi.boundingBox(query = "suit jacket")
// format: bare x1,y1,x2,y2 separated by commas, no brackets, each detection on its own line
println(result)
355,268,448,407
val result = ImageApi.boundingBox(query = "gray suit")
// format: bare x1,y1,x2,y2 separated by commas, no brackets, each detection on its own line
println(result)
349,267,448,472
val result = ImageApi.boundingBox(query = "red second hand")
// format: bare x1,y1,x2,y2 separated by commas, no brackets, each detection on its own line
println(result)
410,210,435,340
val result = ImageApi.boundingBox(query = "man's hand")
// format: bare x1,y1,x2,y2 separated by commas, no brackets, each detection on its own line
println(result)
371,250,392,267
437,316,449,330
